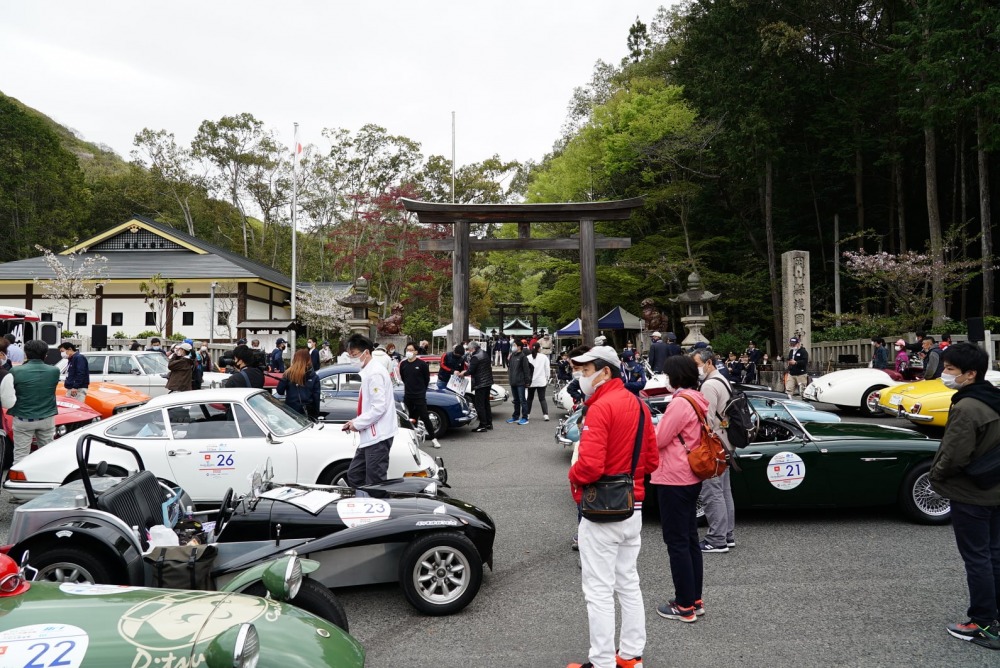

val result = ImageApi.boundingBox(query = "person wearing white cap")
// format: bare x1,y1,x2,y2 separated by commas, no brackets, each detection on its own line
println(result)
785,337,809,398
166,342,195,392
566,345,659,668
648,332,667,374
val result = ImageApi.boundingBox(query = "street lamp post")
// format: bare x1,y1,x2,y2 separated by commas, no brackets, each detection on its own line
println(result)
209,282,218,347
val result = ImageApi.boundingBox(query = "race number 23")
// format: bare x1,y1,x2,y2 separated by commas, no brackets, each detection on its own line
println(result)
766,451,806,491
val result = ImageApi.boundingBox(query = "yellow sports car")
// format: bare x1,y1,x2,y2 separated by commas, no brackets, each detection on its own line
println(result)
876,370,1000,427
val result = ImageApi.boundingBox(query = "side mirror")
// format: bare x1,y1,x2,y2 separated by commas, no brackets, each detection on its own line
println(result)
131,369,142,375
266,432,282,445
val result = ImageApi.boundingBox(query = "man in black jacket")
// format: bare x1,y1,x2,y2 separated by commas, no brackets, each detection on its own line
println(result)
398,343,441,449
929,343,1000,650
463,341,494,432
507,340,532,424
223,346,265,388
648,332,667,374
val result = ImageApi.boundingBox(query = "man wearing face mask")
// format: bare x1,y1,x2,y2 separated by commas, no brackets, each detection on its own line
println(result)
222,345,265,388
59,342,89,401
929,343,1000,649
567,346,659,668
307,338,320,370
691,348,736,553
398,343,441,449
342,334,398,486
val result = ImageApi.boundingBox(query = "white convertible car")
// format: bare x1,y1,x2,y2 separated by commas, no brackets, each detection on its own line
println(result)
801,368,905,415
4,388,444,504
72,350,231,397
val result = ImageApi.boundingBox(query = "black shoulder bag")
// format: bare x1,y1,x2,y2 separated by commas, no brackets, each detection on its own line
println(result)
579,398,645,523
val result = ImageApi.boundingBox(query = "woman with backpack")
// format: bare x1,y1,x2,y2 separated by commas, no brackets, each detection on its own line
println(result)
525,342,551,421
277,349,321,419
651,354,709,624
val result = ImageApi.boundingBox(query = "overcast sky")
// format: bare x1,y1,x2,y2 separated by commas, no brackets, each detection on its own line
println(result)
0,1,671,171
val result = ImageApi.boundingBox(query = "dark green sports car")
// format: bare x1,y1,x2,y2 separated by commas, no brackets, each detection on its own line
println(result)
726,404,948,524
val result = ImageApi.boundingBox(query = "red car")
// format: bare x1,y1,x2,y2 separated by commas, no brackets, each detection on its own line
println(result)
2,396,102,467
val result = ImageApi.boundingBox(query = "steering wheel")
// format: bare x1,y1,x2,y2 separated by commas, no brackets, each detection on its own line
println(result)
218,487,235,527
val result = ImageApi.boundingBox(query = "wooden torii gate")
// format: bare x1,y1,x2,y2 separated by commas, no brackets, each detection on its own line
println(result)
401,198,644,346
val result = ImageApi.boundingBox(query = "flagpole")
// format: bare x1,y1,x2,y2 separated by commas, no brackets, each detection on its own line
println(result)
291,122,299,354
451,111,456,204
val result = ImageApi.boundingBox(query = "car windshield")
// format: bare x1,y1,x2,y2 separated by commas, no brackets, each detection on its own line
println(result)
137,354,168,375
247,391,311,436
762,401,807,431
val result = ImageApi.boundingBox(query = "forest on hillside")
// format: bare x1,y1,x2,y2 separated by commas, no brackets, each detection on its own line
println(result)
1,0,998,350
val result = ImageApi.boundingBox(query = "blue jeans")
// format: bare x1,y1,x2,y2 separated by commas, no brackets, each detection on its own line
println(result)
510,385,527,419
437,380,448,391
657,482,704,607
951,500,1000,625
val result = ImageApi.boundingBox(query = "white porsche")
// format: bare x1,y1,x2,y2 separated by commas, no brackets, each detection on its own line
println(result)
4,388,443,504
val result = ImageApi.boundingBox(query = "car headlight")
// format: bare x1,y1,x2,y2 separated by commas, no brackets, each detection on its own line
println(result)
55,425,68,437
262,553,302,601
205,623,259,668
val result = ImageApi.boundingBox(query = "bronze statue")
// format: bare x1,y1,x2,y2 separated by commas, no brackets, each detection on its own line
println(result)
377,302,405,336
640,298,668,332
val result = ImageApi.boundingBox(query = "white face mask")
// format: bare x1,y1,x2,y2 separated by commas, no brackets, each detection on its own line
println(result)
941,372,965,390
60,351,68,359
308,342,314,348
697,365,707,380
405,351,415,359
572,371,582,380
578,369,606,397
664,374,676,394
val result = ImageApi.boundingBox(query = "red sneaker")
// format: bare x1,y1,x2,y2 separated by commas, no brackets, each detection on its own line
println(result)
616,654,644,667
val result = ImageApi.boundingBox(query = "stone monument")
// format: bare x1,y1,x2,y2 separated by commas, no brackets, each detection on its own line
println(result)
781,250,811,350
670,271,719,346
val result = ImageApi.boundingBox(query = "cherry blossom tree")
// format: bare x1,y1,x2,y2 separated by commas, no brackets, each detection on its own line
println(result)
33,246,108,328
296,285,351,340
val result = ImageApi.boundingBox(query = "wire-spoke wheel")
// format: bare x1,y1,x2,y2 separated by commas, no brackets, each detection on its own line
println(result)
399,532,483,615
899,461,951,524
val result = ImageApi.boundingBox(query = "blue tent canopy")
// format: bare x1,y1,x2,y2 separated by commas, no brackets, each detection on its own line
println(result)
598,306,643,330
555,318,581,337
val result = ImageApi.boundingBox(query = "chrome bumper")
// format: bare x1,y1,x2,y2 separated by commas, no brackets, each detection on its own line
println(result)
878,404,934,422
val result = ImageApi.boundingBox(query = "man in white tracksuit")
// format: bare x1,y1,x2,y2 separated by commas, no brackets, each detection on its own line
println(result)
342,334,399,486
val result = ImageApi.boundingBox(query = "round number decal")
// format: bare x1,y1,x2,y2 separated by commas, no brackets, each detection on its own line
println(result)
766,451,805,490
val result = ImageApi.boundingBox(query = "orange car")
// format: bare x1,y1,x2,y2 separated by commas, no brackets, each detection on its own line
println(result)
56,381,150,418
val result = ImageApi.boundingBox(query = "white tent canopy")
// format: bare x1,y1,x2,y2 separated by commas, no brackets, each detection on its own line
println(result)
432,322,485,338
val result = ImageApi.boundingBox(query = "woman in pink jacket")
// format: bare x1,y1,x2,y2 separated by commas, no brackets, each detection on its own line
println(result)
652,354,708,624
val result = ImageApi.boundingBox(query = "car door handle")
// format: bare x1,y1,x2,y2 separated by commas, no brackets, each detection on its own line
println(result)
860,457,897,462
736,452,763,460
168,449,192,456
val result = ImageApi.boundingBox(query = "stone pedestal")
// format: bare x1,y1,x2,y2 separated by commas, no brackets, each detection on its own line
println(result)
782,250,811,350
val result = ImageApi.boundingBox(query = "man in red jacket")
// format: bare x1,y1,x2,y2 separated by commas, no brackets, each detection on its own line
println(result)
567,346,659,668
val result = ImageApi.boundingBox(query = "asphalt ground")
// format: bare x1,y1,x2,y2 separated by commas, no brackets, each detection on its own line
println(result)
1,398,995,667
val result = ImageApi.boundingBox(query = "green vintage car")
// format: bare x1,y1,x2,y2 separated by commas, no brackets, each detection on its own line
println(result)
726,403,949,524
0,552,365,668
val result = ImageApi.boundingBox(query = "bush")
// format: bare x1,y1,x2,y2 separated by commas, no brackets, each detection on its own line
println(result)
61,330,75,338
135,330,160,339
167,332,186,341
112,331,129,339
708,324,763,357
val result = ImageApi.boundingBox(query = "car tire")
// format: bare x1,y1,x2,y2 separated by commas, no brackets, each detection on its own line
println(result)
243,578,349,632
399,531,483,616
316,461,350,487
859,385,886,416
30,547,118,584
428,407,450,436
898,461,951,524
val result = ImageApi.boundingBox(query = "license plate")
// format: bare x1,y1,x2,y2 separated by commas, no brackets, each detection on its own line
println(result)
889,394,903,406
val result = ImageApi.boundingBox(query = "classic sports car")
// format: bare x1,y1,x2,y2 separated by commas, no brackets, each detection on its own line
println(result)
317,364,476,436
645,402,948,524
76,350,230,397
0,552,365,668
420,354,511,408
875,370,1000,427
2,396,101,453
4,388,443,504
7,436,493,617
57,380,151,418
802,367,906,415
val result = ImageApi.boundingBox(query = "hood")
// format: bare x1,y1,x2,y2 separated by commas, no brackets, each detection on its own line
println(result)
806,421,932,442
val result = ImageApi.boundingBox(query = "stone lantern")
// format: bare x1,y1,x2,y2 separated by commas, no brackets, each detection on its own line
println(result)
670,271,720,347
336,276,381,338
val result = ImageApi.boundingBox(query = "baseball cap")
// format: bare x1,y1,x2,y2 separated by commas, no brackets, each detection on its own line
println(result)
237,338,247,345
666,332,677,341
571,345,621,368
276,338,287,345
692,342,709,350
789,337,799,344
177,342,193,352
650,331,661,339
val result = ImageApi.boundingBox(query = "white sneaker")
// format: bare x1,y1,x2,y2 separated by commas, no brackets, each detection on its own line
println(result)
544,415,550,421
432,439,441,449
